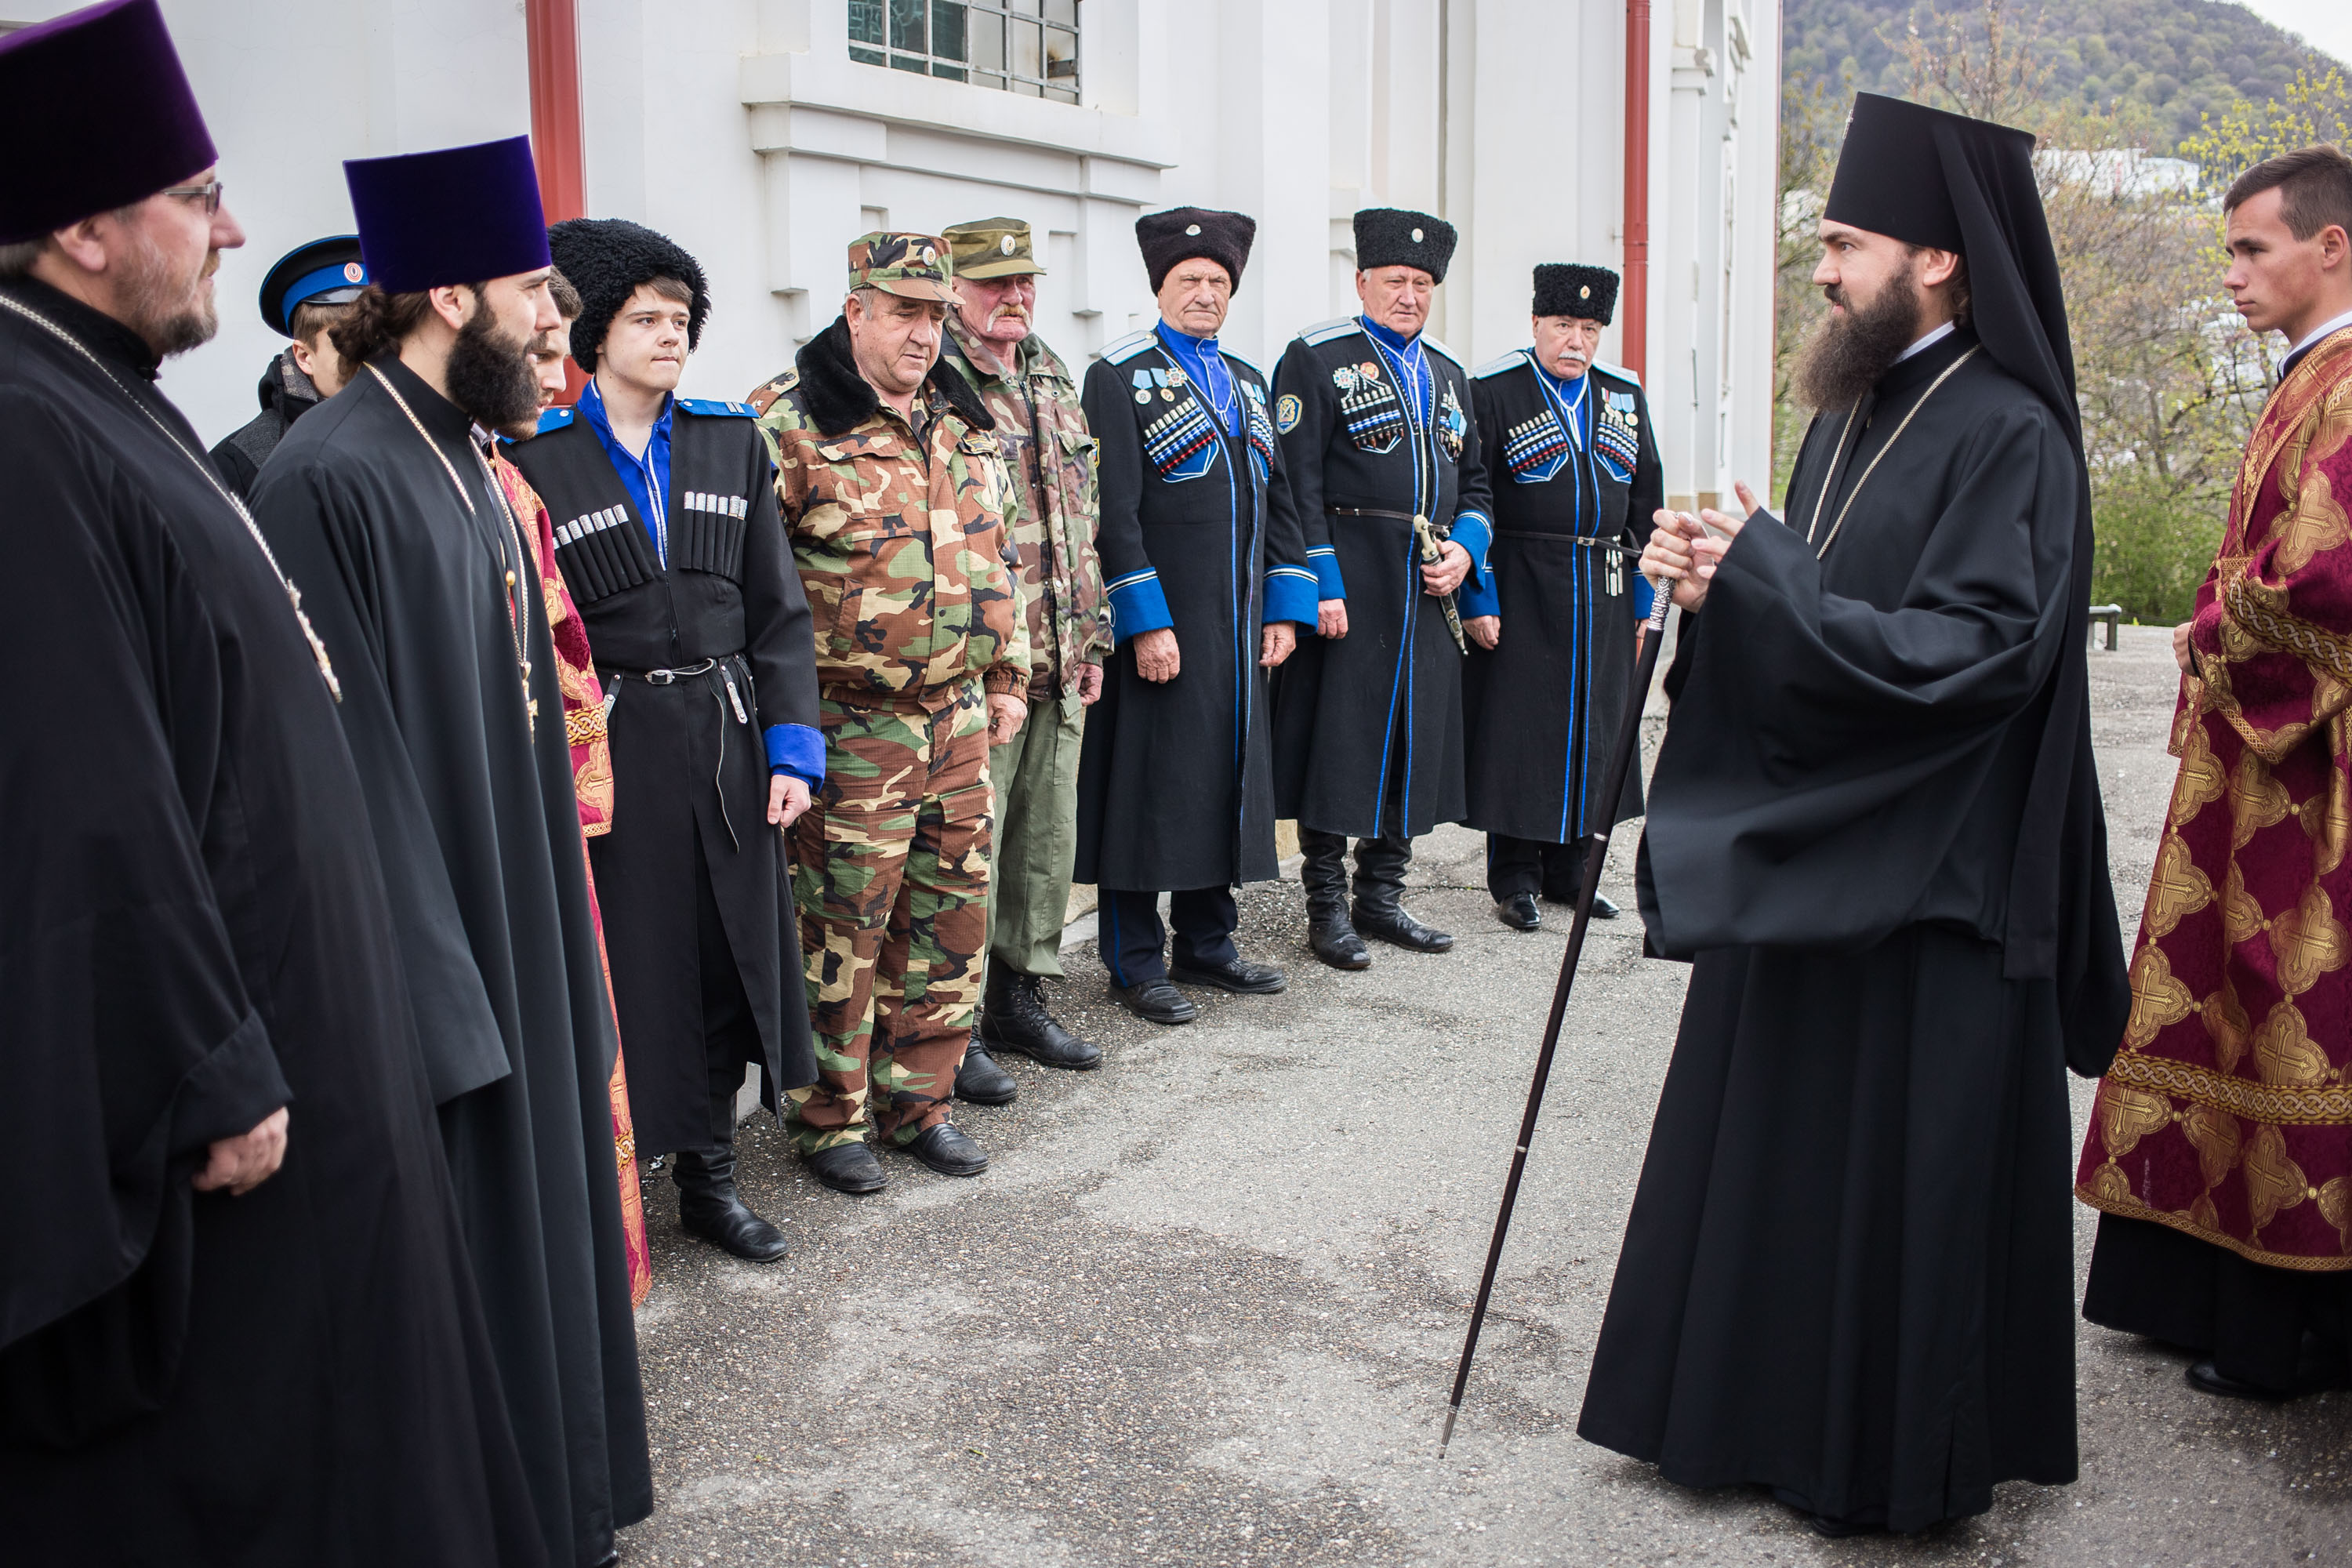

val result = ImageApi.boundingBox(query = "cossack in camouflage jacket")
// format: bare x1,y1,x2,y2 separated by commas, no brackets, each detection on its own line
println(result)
942,314,1109,694
750,316,1029,709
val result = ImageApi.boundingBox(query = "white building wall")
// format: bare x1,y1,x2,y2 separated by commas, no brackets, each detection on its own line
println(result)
35,0,1776,499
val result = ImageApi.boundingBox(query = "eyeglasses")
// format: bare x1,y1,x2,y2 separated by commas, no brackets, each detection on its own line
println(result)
160,180,224,216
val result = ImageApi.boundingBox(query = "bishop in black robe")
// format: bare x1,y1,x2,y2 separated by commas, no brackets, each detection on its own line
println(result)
252,347,652,1564
1576,95,2129,1534
0,274,543,1563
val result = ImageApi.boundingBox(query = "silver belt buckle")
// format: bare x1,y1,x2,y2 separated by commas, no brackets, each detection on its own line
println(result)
648,669,677,686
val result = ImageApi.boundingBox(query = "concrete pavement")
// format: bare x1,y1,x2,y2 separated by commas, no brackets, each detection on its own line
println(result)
618,623,2349,1567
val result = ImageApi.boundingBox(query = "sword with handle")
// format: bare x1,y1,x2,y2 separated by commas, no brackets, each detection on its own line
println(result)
1411,512,1469,655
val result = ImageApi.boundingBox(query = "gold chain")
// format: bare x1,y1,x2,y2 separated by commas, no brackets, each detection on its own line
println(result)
363,365,537,734
0,289,340,699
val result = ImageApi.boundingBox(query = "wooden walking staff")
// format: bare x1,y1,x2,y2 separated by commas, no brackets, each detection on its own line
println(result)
1439,557,1674,1457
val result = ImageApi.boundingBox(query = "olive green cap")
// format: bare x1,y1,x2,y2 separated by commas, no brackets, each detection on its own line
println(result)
943,216,1046,279
846,230,956,302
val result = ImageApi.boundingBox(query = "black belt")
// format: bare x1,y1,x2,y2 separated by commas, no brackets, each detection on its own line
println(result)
1327,506,1436,526
611,656,720,685
601,655,754,846
1498,532,1645,561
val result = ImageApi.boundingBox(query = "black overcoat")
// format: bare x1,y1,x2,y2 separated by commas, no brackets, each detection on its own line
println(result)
1073,328,1315,893
251,355,652,1567
1461,353,1661,841
1269,317,1494,837
0,279,543,1565
507,398,820,1153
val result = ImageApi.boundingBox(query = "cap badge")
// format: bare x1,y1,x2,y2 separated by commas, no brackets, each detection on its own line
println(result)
1000,234,1016,254
1580,285,1591,299
1411,227,1425,242
343,262,365,283
1185,223,1202,236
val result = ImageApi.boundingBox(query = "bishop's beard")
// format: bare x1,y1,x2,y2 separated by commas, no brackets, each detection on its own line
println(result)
445,305,543,433
1794,257,1924,410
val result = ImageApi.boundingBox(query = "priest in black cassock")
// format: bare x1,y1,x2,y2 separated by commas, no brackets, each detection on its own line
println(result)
0,3,540,1563
1461,263,1661,931
1579,93,2129,1535
249,137,651,1566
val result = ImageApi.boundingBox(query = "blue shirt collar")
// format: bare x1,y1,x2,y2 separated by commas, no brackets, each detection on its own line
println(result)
1359,314,1425,355
1154,320,1240,433
577,374,675,446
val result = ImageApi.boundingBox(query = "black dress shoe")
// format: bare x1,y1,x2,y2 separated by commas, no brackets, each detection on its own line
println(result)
2185,1354,2346,1399
804,1141,888,1194
982,970,1103,1069
1170,956,1287,993
1113,979,1198,1024
1307,895,1371,970
1353,902,1455,953
901,1122,988,1177
1495,893,1541,931
955,1036,1018,1105
1589,892,1621,919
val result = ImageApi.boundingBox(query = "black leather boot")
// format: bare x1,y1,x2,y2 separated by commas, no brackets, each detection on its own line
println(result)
1352,833,1454,953
955,1029,1018,1104
674,1146,789,1262
982,967,1103,1069
1300,829,1370,969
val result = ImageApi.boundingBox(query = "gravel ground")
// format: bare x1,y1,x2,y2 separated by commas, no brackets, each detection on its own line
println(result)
617,623,2348,1567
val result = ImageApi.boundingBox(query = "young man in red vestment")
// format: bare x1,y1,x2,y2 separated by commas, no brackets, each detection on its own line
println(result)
2077,144,2352,1399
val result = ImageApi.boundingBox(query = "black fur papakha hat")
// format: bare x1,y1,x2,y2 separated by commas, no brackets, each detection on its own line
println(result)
545,217,710,373
1353,207,1457,282
1533,263,1618,325
1136,207,1256,293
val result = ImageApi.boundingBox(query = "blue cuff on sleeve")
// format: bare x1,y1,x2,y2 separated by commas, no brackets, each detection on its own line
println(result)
1457,569,1500,620
1106,568,1174,644
1306,545,1346,601
1263,565,1320,628
1632,573,1657,626
764,722,826,786
1450,510,1494,590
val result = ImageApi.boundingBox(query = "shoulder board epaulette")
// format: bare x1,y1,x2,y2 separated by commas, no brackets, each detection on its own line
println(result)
535,405,576,434
1297,317,1362,347
1472,350,1529,379
1101,329,1157,365
1592,359,1640,387
677,397,757,419
1421,336,1461,366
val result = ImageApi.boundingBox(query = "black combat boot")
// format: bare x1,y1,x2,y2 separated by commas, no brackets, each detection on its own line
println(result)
1300,828,1370,969
955,1029,1018,1104
982,966,1102,1069
674,1145,789,1262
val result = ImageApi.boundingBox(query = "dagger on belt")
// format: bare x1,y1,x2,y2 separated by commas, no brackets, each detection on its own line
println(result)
1324,506,1474,655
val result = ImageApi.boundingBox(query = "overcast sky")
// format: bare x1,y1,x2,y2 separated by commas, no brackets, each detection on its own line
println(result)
2230,0,2352,71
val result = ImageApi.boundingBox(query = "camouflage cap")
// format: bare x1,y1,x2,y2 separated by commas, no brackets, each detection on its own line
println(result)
943,216,1045,280
848,230,956,302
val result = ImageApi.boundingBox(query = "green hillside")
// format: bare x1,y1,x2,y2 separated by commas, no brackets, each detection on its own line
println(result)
1784,0,2343,148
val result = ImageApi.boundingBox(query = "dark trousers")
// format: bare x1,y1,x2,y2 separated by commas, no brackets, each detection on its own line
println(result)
673,839,760,1189
1298,828,1413,909
1486,834,1590,902
1098,886,1239,985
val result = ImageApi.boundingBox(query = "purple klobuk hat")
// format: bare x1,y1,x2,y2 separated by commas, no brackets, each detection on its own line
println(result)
344,136,552,294
0,0,218,245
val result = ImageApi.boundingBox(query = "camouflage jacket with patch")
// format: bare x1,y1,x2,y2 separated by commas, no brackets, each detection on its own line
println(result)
750,317,1029,709
942,316,1109,693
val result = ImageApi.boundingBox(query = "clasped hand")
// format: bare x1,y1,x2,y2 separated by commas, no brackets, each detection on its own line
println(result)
1639,480,1763,612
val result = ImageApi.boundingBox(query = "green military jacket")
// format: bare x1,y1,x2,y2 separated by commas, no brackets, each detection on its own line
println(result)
750,318,1029,710
942,315,1109,697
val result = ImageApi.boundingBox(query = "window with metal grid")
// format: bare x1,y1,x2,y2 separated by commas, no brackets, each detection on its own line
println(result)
848,0,1080,103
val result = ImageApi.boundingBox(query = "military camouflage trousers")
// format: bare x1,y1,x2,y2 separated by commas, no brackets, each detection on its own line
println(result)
788,680,993,1152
